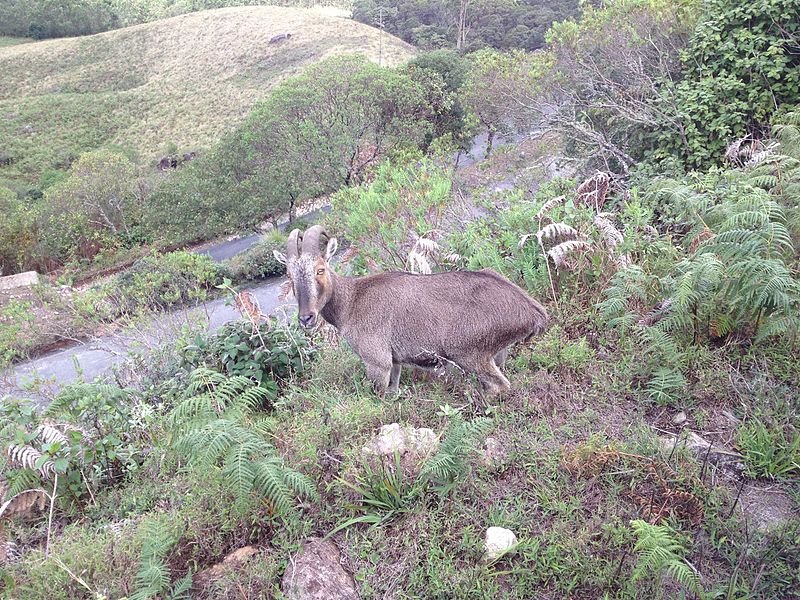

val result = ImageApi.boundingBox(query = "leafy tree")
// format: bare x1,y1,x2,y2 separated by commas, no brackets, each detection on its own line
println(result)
658,0,800,167
532,0,697,173
0,0,118,39
236,55,429,220
461,48,549,157
405,50,472,151
38,150,139,265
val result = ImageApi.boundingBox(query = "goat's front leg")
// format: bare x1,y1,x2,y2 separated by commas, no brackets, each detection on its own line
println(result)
364,358,392,397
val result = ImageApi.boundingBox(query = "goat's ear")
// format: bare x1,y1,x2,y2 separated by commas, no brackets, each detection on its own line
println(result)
325,237,338,261
273,249,288,265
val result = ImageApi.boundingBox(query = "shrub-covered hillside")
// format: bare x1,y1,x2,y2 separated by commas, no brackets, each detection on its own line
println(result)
0,6,415,183
1,0,798,597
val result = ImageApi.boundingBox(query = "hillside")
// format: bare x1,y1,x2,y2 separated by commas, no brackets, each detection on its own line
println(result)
0,6,415,182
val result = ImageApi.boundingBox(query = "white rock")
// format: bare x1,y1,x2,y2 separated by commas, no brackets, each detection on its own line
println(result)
481,437,507,469
363,423,406,455
408,427,438,455
483,527,518,562
672,411,687,425
0,271,39,291
660,431,710,454
362,424,439,457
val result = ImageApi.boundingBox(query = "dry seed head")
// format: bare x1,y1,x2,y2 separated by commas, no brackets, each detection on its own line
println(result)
547,240,592,269
536,222,580,243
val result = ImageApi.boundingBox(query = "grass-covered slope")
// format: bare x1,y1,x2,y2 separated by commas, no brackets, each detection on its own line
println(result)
0,6,415,181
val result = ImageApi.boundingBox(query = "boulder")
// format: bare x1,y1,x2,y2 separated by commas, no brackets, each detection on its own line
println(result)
362,423,438,458
483,527,518,562
281,538,360,600
0,271,39,291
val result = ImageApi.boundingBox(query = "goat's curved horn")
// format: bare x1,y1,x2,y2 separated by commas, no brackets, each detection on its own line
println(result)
301,225,328,256
287,228,302,261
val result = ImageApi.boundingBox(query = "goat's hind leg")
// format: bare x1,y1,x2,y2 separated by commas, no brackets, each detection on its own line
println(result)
387,363,402,396
494,347,508,367
458,355,511,399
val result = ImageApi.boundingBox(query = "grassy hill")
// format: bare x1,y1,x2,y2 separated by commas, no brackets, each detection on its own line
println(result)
0,6,415,182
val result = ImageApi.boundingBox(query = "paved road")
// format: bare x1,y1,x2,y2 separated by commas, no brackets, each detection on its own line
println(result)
197,233,264,262
197,205,333,262
1,277,291,404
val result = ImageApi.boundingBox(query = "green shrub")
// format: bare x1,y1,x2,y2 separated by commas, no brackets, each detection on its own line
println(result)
180,317,314,390
658,0,800,168
105,251,225,313
0,298,37,367
331,160,453,272
227,231,287,281
1,384,153,508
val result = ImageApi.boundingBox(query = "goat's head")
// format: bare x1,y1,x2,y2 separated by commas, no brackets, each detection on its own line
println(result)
273,225,338,329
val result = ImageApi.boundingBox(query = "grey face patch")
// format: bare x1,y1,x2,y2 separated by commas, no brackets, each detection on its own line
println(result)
288,254,320,320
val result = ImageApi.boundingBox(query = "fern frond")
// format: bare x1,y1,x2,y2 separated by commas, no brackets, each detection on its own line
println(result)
537,222,580,242
7,445,54,478
535,195,566,221
630,520,701,595
548,240,592,269
253,459,293,515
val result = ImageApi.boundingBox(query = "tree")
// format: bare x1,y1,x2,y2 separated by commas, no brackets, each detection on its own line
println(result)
460,1,697,173
405,50,473,152
39,150,137,263
238,55,430,221
461,48,546,157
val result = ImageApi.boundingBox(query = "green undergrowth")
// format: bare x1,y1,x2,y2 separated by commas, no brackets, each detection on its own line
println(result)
2,313,798,598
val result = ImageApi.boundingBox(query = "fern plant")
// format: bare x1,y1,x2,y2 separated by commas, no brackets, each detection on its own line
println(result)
421,414,492,493
129,517,192,600
168,368,318,515
630,519,702,598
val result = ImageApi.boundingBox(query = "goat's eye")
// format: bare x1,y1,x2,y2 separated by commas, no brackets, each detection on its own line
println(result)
316,269,325,276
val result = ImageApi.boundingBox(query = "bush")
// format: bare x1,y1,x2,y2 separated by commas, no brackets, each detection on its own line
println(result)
180,317,314,390
659,0,800,168
1,384,152,508
105,251,225,313
227,231,287,281
331,160,453,272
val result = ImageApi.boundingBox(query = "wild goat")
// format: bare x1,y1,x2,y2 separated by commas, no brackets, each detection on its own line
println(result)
274,226,548,396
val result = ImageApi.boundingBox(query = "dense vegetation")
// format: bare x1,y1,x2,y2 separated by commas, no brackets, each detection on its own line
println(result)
352,0,579,51
1,0,799,597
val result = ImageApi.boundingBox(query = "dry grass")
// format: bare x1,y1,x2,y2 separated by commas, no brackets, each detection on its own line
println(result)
0,6,415,181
